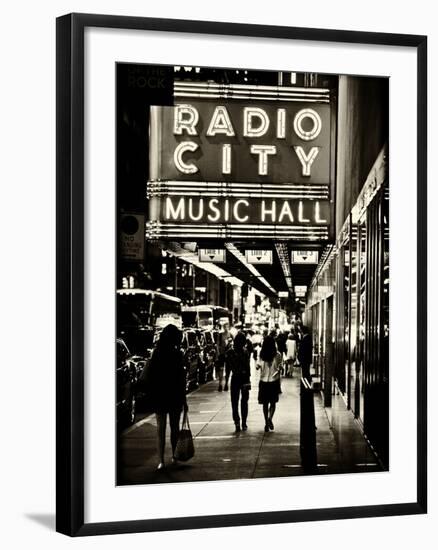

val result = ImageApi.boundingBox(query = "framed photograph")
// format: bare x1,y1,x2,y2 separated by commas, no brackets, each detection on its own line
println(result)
56,13,427,536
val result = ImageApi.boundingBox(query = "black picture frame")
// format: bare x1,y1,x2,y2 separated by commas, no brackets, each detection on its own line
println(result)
56,13,427,537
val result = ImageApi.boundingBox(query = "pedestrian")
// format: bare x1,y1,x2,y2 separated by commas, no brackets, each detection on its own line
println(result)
285,333,297,377
297,325,313,381
216,322,233,391
277,331,288,376
245,332,254,356
147,324,187,470
225,331,251,432
251,329,262,361
256,335,283,432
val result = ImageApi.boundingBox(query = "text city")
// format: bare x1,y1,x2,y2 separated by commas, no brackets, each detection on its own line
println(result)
173,104,323,177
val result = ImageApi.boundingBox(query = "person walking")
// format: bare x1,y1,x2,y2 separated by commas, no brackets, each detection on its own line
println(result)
216,322,233,391
285,333,297,377
147,324,187,470
256,335,283,432
276,330,288,360
225,331,251,432
298,325,313,381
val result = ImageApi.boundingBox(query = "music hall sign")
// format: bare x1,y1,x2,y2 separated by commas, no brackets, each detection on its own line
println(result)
147,83,335,241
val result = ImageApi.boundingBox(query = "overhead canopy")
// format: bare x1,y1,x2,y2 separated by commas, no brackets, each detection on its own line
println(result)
160,240,328,300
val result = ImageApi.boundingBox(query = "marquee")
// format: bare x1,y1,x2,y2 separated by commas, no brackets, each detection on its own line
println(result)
147,82,335,241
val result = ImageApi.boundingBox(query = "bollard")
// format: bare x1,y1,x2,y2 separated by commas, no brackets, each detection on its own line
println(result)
300,376,318,474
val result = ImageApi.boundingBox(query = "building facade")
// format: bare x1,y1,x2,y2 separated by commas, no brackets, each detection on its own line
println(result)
306,75,389,468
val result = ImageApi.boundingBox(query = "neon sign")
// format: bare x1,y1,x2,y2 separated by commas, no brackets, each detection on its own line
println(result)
161,197,328,225
147,86,335,241
150,99,331,184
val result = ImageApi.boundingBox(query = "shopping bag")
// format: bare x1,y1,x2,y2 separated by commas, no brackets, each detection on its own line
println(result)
174,409,195,462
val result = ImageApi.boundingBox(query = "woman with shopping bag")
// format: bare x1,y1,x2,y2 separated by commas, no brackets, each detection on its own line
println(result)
147,324,188,470
174,405,195,462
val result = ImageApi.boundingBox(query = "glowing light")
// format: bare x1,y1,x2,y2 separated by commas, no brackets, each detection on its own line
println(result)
278,201,294,222
293,108,322,141
233,199,250,222
277,108,286,139
298,201,310,223
207,198,221,222
315,201,328,224
250,145,276,176
165,197,185,220
222,144,231,174
261,200,276,222
206,106,235,136
173,104,199,135
173,142,199,174
294,146,320,176
243,107,270,137
188,199,204,221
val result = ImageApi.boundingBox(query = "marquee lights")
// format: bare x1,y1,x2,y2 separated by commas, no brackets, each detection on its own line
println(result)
293,146,320,176
293,108,322,141
148,84,334,243
172,141,320,177
146,221,329,241
173,141,198,174
172,104,323,177
250,145,277,176
174,104,322,140
161,196,328,225
147,181,330,200
173,81,330,103
173,104,199,135
243,107,270,137
206,106,235,136
222,144,231,175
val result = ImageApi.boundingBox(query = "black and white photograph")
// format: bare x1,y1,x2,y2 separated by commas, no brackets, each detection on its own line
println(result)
115,63,389,485
1,0,434,545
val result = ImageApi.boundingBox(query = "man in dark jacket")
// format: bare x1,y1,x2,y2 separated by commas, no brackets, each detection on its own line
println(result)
298,325,313,381
225,332,251,432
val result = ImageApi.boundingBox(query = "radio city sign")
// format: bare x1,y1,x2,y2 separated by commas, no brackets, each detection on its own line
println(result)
150,100,331,184
147,91,334,241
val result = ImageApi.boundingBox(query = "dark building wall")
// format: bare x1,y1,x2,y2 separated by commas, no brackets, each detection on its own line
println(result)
336,76,389,233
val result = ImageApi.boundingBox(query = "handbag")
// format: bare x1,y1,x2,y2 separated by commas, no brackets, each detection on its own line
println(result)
174,408,195,462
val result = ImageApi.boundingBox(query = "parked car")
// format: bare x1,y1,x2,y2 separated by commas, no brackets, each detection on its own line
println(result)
116,338,146,428
119,326,155,360
181,329,203,391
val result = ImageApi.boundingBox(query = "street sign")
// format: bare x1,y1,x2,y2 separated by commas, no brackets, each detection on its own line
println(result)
120,213,145,261
245,250,273,264
294,285,307,297
291,250,319,264
198,248,226,263
278,291,289,298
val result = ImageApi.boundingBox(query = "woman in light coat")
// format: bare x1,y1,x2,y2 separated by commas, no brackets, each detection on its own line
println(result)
285,333,297,377
256,335,282,432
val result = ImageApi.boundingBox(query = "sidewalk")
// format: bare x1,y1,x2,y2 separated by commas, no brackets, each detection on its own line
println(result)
118,367,381,485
